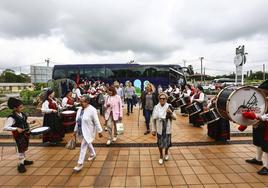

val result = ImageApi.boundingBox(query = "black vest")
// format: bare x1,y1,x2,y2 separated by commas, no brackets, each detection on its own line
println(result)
8,112,29,130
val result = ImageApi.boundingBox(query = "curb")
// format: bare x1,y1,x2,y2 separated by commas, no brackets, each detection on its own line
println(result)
0,140,253,147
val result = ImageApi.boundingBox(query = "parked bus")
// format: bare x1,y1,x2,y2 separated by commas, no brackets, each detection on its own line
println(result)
52,63,187,90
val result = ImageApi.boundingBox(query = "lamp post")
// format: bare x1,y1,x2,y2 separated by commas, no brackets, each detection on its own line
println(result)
200,57,204,84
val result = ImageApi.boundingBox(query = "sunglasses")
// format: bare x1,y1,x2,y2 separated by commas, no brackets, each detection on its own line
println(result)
159,98,166,100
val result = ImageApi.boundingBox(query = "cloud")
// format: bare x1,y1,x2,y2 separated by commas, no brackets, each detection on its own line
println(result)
0,0,267,75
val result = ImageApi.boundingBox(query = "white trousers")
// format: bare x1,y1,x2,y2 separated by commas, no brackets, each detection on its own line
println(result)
78,138,95,165
107,115,117,140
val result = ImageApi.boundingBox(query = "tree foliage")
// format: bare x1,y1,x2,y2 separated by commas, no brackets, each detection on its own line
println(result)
0,69,30,83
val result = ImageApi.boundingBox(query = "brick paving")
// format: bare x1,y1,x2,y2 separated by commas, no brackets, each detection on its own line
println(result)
0,145,268,187
0,106,264,187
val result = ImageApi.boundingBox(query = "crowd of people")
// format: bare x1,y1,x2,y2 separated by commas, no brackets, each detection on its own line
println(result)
3,78,268,175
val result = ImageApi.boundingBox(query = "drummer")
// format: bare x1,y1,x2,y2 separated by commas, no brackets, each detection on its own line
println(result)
3,97,35,173
206,95,230,142
41,89,64,145
62,90,75,110
189,85,205,127
180,84,191,115
239,81,268,175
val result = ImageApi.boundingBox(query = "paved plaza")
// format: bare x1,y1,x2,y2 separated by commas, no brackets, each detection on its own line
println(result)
0,107,266,187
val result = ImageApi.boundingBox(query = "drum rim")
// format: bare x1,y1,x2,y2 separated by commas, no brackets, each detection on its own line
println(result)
189,109,201,116
31,126,50,132
216,85,268,125
61,110,76,114
206,117,220,124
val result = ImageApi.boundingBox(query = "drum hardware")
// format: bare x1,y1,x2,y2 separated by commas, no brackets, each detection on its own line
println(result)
200,108,220,124
185,102,202,116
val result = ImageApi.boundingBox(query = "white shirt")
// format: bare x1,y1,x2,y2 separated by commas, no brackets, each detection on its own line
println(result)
191,92,204,103
75,88,82,99
152,103,176,135
62,97,73,108
41,99,58,113
259,114,268,121
4,113,23,131
116,87,124,98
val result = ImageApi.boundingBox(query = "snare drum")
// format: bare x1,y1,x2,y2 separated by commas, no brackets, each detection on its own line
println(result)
185,102,202,116
200,108,220,124
31,127,50,135
168,94,177,103
216,86,268,125
177,96,190,107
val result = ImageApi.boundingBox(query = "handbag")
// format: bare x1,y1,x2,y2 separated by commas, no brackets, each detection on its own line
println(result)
65,137,76,150
116,122,124,135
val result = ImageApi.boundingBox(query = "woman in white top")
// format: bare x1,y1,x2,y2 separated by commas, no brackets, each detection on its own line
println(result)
180,84,192,115
41,89,64,144
152,92,176,165
73,94,103,172
62,90,75,110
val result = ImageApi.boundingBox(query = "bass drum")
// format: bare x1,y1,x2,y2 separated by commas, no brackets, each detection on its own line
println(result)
216,86,268,126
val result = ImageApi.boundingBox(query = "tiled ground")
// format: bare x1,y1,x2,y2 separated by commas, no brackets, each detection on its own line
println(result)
0,106,261,187
0,144,267,187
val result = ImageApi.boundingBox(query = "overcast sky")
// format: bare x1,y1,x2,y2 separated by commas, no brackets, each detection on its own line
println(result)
0,0,267,75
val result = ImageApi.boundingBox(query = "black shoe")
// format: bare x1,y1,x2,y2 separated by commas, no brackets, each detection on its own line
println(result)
257,167,268,175
24,160,33,165
144,130,150,135
17,164,26,173
245,158,263,166
127,113,130,116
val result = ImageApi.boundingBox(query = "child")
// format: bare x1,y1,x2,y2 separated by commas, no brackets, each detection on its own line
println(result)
3,97,35,173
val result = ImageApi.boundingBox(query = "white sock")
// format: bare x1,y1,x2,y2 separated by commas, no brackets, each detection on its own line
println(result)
256,146,263,161
263,152,268,168
18,153,25,164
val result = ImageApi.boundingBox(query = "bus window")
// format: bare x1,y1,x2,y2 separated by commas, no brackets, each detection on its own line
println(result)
126,67,143,78
53,69,66,80
108,68,127,78
67,69,79,81
83,67,105,79
156,67,169,77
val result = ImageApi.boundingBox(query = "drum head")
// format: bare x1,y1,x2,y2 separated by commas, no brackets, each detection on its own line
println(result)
62,110,75,115
226,86,268,125
31,127,50,135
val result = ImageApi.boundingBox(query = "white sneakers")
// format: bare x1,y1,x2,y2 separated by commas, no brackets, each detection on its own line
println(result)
106,137,117,146
88,154,96,161
106,140,111,145
73,164,83,172
164,155,169,161
159,155,169,165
